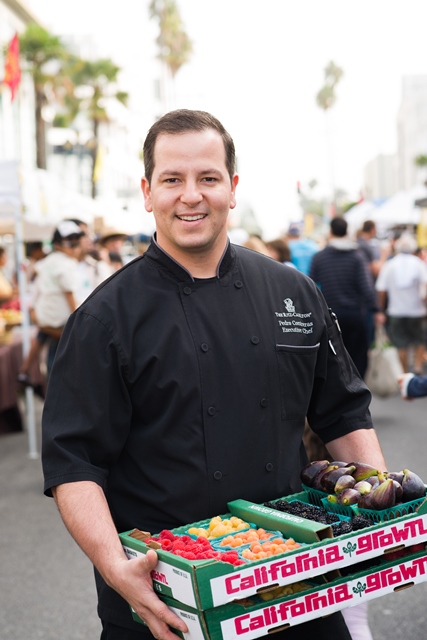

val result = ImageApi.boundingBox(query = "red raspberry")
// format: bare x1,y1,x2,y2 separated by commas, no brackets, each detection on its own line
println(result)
160,539,173,550
182,552,197,560
180,536,192,543
171,540,186,551
159,530,175,541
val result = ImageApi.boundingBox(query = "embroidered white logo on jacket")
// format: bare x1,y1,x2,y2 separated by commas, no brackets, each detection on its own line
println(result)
283,298,296,313
275,299,313,334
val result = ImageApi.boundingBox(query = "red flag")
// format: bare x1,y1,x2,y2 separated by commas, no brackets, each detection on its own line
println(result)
3,33,21,101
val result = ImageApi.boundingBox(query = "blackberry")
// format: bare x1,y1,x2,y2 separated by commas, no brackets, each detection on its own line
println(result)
351,515,372,531
332,521,353,537
265,500,339,525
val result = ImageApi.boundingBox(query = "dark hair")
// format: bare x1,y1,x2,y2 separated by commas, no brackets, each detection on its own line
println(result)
109,251,123,265
0,246,5,260
362,220,376,233
266,239,291,263
143,109,236,185
330,217,348,237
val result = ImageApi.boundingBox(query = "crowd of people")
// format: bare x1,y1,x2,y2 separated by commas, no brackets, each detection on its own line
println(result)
1,108,427,640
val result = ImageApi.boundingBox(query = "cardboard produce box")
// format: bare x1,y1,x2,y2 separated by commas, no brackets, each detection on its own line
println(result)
130,548,427,640
119,492,427,610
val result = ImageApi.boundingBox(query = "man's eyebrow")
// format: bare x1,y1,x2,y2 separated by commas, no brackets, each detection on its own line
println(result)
157,169,223,179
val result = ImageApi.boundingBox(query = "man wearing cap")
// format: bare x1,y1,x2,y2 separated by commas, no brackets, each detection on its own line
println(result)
18,220,84,384
42,110,387,640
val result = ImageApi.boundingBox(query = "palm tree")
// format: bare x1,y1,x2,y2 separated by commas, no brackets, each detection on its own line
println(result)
19,24,68,169
65,58,128,198
316,61,344,214
149,0,192,108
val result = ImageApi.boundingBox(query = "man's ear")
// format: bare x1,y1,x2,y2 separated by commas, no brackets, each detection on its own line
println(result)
141,177,152,212
229,174,239,210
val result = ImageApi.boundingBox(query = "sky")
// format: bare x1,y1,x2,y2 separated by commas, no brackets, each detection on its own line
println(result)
25,0,427,238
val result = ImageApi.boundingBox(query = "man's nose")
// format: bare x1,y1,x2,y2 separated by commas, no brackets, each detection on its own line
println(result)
180,180,203,205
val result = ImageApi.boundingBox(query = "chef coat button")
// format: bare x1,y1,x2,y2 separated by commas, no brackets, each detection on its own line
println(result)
265,463,274,472
214,471,223,480
207,406,216,416
183,286,192,295
201,343,209,352
260,398,268,408
234,280,243,289
251,336,260,345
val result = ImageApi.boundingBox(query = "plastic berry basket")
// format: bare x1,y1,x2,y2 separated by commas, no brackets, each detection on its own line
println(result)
321,497,358,518
301,484,329,506
354,496,427,523
211,529,283,551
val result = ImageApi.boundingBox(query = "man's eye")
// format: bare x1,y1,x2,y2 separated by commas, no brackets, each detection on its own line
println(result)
165,178,178,183
203,177,217,182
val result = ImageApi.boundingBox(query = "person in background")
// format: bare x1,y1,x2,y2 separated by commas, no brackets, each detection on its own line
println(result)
309,217,380,379
376,233,427,374
42,109,387,640
109,251,124,271
243,234,270,256
356,220,384,280
285,221,319,275
17,221,84,385
398,371,427,399
265,237,296,267
0,246,15,306
65,219,113,305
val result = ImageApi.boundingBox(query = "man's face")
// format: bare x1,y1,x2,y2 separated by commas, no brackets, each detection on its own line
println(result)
141,129,238,261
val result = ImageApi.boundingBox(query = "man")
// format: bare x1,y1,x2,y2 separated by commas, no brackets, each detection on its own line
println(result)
285,221,318,275
309,217,379,379
376,232,427,374
42,110,387,640
357,220,383,280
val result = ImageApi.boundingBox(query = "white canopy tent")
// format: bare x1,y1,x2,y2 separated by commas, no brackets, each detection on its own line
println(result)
344,200,381,237
371,186,427,230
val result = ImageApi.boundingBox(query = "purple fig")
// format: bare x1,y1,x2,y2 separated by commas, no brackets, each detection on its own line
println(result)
401,469,426,502
320,466,356,493
365,476,380,488
338,488,361,506
334,475,356,494
353,481,372,495
368,478,396,510
350,462,379,483
300,460,330,487
393,480,403,503
358,492,374,509
330,461,352,468
312,464,339,490
388,471,404,485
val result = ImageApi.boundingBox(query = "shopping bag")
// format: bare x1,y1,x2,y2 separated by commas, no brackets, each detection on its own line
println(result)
364,326,403,397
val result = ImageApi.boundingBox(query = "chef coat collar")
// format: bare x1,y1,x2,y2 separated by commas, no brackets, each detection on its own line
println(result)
147,233,235,282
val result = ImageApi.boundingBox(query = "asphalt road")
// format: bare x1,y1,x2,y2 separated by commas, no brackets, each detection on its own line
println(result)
1,391,426,640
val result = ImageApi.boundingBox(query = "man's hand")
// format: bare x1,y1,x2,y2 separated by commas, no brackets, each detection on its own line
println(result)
397,374,414,401
52,482,187,639
112,550,188,639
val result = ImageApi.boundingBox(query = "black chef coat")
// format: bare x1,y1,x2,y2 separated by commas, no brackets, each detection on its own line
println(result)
42,238,372,631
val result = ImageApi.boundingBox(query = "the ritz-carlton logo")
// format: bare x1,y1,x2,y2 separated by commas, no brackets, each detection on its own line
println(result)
283,298,296,313
274,298,313,334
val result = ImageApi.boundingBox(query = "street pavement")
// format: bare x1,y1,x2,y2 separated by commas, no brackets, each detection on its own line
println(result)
1,390,427,639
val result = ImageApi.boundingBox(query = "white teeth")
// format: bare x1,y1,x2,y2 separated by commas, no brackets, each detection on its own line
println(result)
178,215,206,221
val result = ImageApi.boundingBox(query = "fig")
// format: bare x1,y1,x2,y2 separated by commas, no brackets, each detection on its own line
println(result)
334,474,356,494
338,488,361,506
353,481,372,495
312,464,340,490
320,466,356,493
365,476,380,488
300,460,330,487
401,469,426,502
350,462,379,483
393,480,403,503
368,478,396,510
330,461,351,468
388,471,404,485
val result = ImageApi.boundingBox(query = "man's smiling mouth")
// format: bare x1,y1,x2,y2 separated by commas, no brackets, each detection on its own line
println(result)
177,214,207,221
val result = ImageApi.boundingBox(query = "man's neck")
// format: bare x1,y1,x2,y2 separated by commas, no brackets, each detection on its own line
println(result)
155,236,228,279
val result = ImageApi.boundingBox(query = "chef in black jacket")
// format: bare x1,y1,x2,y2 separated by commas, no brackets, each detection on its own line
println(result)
42,109,387,640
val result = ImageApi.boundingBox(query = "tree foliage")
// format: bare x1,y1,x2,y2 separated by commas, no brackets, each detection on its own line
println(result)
316,60,344,111
149,0,192,77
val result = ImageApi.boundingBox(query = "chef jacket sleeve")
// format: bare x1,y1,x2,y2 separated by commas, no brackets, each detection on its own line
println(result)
306,287,373,444
42,309,132,496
